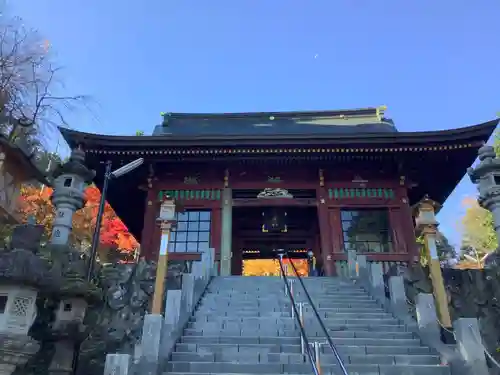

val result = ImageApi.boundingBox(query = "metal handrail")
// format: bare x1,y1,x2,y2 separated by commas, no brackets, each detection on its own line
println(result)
287,254,349,375
277,256,320,375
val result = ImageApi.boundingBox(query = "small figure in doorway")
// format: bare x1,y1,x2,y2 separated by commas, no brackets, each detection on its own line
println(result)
307,250,318,276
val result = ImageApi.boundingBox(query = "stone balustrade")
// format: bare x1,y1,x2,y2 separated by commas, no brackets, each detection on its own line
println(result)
354,257,492,375
103,248,217,375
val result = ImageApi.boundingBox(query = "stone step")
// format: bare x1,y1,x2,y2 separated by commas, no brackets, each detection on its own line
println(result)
208,288,367,294
194,310,291,318
165,361,450,374
200,300,384,310
193,315,402,326
198,301,380,310
180,335,423,347
195,305,387,314
223,290,370,294
200,299,381,312
195,307,392,319
164,276,450,375
175,342,435,356
183,328,416,339
170,351,441,365
208,288,368,295
197,305,292,313
187,321,409,333
211,284,367,290
205,292,372,299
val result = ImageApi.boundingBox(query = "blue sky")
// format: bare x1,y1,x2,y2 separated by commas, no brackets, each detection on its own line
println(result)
10,0,500,247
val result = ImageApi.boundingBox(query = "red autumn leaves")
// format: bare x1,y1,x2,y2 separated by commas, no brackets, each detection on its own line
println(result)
18,185,138,259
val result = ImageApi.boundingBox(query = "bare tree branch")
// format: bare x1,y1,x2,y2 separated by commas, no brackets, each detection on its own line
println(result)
0,5,91,157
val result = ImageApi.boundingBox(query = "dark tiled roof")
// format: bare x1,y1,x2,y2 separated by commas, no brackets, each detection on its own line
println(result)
152,108,396,136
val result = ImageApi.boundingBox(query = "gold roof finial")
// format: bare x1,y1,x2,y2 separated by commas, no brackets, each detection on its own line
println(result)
376,105,387,121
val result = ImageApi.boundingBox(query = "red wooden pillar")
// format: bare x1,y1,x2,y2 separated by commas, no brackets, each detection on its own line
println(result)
388,207,404,253
400,194,418,259
317,188,335,276
329,207,343,278
210,208,222,261
140,188,158,261
329,208,343,253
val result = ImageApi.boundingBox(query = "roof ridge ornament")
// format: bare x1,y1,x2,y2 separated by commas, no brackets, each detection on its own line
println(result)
376,105,387,121
257,188,293,199
161,112,171,127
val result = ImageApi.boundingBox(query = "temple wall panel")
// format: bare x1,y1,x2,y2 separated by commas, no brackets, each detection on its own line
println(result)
228,166,318,189
156,164,225,190
325,186,400,207
144,185,223,261
142,172,415,264
322,181,414,265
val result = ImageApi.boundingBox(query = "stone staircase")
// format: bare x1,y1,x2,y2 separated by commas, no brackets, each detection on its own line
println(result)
165,276,451,375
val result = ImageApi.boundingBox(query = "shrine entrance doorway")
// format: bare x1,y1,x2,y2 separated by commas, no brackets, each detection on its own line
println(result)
231,206,319,276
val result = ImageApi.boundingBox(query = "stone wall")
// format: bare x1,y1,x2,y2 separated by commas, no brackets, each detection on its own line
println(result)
444,266,500,366
73,259,155,375
74,259,192,375
402,263,500,365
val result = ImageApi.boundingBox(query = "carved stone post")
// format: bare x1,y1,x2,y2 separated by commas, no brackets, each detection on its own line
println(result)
468,145,500,264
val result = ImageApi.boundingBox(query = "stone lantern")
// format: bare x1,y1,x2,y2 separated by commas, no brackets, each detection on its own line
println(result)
413,196,441,260
50,147,95,246
468,145,500,267
45,147,100,375
48,267,101,375
0,146,101,375
0,223,52,374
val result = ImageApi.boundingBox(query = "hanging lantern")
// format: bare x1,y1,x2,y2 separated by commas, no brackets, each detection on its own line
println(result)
262,208,288,233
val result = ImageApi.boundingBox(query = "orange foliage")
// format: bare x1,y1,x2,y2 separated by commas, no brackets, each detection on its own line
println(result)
454,261,483,270
18,185,138,257
242,259,309,276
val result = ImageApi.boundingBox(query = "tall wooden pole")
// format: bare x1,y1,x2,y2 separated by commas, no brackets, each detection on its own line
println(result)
414,197,452,328
151,198,176,314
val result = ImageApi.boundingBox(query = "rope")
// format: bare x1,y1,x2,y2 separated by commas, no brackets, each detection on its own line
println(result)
468,324,500,369
435,316,455,335
425,303,500,369
380,278,499,368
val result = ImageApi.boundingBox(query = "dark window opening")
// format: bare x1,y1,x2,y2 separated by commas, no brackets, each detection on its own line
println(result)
0,295,8,313
168,210,211,253
63,178,72,187
341,209,392,253
494,176,500,186
63,303,72,312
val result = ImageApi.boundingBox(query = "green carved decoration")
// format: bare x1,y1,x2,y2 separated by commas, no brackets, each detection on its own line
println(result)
158,189,221,201
267,176,282,183
328,187,395,200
